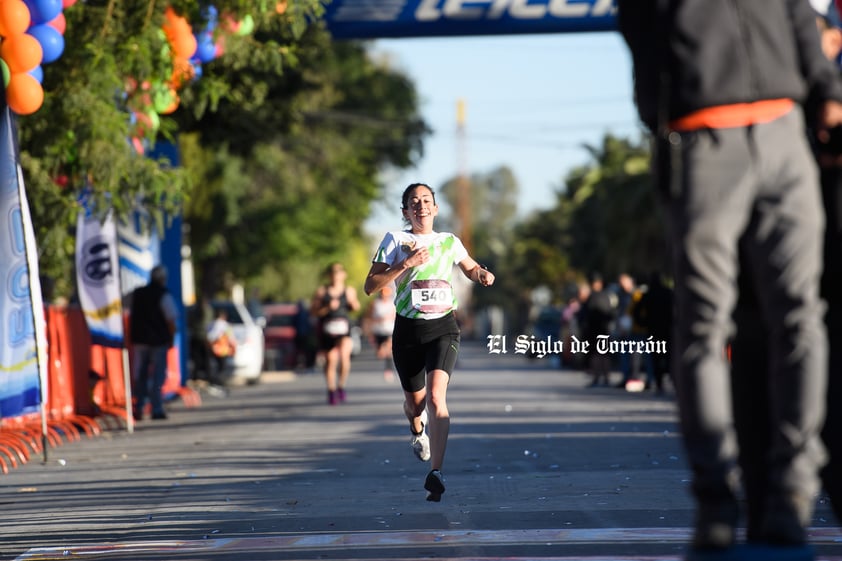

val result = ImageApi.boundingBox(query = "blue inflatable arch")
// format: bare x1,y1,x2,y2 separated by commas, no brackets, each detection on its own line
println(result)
323,0,617,39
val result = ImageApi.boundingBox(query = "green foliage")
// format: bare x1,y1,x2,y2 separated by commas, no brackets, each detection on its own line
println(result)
12,0,432,304
500,133,667,332
559,134,668,278
178,25,429,300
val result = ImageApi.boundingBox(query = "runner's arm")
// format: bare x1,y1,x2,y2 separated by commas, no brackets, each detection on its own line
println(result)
365,262,405,295
458,258,495,287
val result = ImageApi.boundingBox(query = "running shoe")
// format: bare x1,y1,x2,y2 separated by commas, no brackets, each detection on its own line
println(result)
424,469,445,502
410,409,430,461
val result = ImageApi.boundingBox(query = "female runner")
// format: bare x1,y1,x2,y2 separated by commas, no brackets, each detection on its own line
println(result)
364,182,495,501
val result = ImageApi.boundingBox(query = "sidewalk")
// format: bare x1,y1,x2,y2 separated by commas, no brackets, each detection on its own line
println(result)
1,341,840,560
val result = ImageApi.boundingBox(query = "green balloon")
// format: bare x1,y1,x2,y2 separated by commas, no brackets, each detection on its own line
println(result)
152,85,176,114
236,14,255,36
147,110,161,131
1,60,9,88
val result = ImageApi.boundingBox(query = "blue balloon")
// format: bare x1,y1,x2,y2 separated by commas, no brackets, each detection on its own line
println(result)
27,24,64,64
191,61,203,81
28,65,43,83
203,5,218,30
196,32,216,64
24,0,62,25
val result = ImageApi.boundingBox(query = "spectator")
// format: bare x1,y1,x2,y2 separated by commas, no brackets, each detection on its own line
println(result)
128,265,177,421
293,298,316,370
582,272,618,387
618,0,842,551
633,272,673,395
615,273,636,388
187,295,212,383
730,2,842,529
206,308,237,387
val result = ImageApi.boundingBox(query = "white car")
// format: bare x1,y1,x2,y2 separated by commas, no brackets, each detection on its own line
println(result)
211,300,265,384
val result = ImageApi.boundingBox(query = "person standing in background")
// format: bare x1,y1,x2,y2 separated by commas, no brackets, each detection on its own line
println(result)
614,273,636,388
129,265,177,421
311,262,360,405
582,272,618,388
206,307,237,387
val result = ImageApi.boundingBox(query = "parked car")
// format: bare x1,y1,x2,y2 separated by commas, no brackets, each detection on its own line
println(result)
210,300,265,384
262,302,299,370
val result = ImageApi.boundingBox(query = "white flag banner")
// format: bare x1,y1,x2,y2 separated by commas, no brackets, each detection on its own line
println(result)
0,106,45,418
75,205,124,348
117,209,157,298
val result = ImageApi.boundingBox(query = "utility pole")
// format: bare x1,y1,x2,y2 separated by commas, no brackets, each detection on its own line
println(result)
456,98,472,254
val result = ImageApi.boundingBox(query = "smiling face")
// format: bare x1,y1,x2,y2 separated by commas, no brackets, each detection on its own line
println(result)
402,184,438,234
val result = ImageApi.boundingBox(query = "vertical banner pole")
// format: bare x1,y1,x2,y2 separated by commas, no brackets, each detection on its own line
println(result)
123,348,133,433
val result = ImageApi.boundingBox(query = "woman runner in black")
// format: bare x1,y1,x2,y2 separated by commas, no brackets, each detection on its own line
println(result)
364,183,495,501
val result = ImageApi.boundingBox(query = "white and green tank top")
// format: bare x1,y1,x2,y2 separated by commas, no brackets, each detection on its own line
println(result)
372,231,468,320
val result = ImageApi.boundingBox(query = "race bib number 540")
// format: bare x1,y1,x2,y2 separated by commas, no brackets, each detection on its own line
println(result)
411,279,453,313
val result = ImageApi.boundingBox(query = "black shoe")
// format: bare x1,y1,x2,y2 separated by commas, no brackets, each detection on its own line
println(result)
424,469,445,502
755,494,811,546
151,412,168,420
692,499,739,550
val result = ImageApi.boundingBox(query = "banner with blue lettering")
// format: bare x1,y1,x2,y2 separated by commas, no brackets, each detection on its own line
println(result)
75,201,124,348
324,0,617,39
117,208,158,299
0,106,46,418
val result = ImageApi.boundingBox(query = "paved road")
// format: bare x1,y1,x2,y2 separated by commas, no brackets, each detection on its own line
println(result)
1,341,840,560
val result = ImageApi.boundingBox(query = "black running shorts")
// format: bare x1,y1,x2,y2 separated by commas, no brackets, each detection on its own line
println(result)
392,313,460,393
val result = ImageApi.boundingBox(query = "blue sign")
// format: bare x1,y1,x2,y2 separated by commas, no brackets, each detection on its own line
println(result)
324,0,617,39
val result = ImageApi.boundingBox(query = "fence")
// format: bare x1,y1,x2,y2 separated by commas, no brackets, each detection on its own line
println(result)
0,305,200,473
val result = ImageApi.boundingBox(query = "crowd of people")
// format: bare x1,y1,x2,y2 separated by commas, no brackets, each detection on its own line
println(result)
537,271,674,395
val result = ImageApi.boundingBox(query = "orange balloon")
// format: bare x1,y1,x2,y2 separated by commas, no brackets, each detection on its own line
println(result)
276,1,287,14
162,7,190,41
0,0,31,37
1,33,43,73
170,30,197,59
6,72,43,115
170,57,194,88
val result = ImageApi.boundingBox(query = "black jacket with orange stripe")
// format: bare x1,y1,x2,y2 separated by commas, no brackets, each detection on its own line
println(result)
617,0,842,133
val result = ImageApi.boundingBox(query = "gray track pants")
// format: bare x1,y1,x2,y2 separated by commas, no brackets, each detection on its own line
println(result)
663,107,828,518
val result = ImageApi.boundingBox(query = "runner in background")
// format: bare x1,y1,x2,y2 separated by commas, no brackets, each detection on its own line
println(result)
311,262,360,405
364,285,397,382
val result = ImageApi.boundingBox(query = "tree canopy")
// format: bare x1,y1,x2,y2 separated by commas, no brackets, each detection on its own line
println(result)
14,1,428,300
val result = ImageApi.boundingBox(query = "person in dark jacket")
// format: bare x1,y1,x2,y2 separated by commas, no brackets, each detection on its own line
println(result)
632,272,673,395
129,265,177,421
618,0,842,552
582,272,618,387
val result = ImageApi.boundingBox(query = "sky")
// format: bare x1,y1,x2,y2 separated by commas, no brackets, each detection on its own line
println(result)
363,30,642,237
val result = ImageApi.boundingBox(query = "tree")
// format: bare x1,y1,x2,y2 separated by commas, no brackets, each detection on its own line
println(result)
504,133,667,318
15,1,324,298
559,134,668,279
177,25,429,300
439,165,518,260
